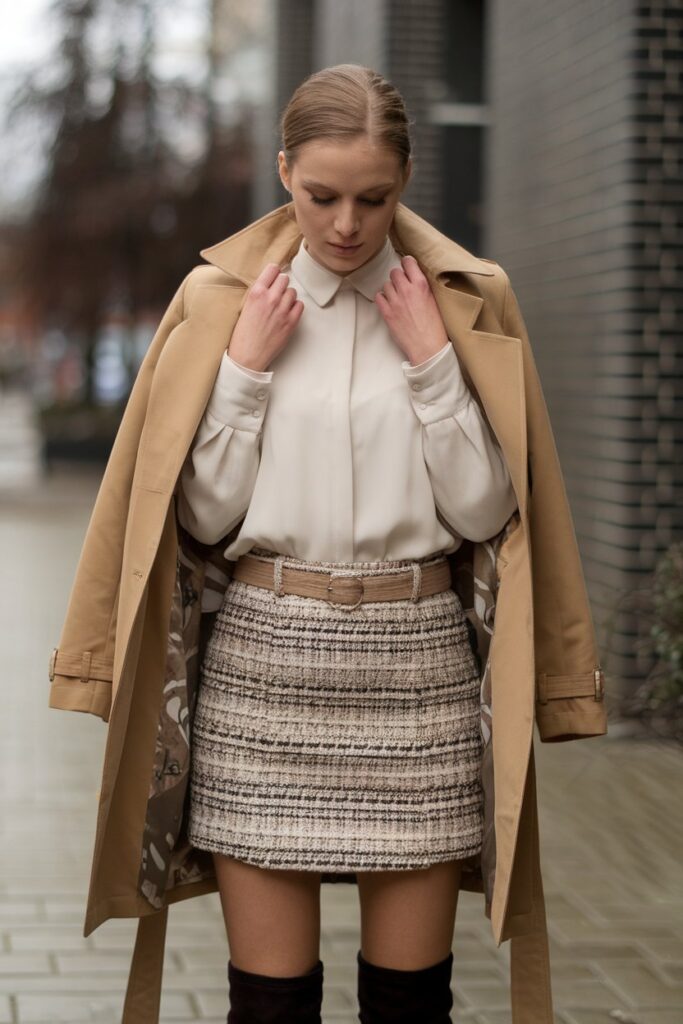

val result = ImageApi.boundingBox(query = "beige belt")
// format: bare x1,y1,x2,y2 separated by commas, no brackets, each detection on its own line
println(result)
231,552,453,610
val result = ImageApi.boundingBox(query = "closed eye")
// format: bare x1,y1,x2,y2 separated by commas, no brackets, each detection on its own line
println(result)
310,195,386,207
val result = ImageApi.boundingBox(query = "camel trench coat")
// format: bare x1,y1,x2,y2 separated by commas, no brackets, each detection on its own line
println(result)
48,199,608,1023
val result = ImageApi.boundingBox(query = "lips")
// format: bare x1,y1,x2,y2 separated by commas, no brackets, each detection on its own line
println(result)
330,242,361,251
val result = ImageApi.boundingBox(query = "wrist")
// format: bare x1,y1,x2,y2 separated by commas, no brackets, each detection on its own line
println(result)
227,347,270,374
404,337,450,368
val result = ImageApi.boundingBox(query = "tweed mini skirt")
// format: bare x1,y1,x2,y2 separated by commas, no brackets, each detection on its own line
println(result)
187,548,484,872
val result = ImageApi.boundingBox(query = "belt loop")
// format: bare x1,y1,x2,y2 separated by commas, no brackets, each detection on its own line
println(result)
410,562,422,602
273,555,286,598
80,650,92,683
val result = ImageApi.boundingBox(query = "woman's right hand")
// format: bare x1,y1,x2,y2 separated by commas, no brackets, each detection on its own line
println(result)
226,262,304,372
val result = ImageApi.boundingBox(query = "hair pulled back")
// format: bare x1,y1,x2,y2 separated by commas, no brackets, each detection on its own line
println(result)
278,63,414,172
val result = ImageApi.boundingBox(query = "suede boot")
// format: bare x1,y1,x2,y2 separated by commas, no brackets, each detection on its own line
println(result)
226,957,324,1024
356,948,454,1023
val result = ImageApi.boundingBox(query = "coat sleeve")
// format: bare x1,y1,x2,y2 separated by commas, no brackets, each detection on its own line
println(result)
175,352,273,544
401,341,518,542
47,273,191,723
501,273,608,742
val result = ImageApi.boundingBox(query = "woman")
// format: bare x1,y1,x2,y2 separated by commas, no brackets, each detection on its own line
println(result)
176,63,517,1023
48,60,606,1024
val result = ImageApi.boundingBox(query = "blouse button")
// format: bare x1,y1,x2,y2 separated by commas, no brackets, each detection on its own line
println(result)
251,409,260,418
419,402,428,410
256,390,267,400
411,383,422,391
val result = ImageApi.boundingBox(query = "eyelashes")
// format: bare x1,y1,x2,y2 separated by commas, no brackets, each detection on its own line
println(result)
309,196,387,207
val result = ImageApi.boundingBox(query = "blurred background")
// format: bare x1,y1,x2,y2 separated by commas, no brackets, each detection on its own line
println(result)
1,0,680,725
1,3,682,1022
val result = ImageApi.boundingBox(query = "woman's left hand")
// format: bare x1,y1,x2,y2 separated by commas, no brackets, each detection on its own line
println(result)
374,255,450,365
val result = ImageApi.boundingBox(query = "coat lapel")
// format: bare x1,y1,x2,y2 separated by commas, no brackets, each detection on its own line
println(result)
429,282,527,522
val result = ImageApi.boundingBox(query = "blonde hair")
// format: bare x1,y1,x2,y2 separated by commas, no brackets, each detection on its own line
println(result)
278,63,414,172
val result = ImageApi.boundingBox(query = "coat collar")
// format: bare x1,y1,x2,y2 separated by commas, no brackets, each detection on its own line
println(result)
199,200,498,287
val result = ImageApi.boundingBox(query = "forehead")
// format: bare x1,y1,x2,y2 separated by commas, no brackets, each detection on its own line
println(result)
292,138,402,187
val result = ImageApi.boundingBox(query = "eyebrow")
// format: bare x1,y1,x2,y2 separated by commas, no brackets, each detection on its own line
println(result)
301,179,395,193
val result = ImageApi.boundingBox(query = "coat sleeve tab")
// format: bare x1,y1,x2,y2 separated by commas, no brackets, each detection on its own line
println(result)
534,667,608,743
536,667,604,704
49,647,114,684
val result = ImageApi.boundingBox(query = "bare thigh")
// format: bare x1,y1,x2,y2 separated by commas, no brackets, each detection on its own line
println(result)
213,853,322,976
356,859,462,969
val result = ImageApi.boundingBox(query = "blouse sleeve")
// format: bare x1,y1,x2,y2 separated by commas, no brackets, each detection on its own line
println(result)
176,352,274,544
401,340,518,541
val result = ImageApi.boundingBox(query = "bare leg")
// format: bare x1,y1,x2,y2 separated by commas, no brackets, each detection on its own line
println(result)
213,852,322,976
356,859,462,968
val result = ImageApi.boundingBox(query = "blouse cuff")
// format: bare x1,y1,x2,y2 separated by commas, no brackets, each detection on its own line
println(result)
401,340,470,424
206,351,274,431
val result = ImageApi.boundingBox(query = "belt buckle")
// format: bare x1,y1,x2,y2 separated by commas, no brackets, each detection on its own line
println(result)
325,572,364,611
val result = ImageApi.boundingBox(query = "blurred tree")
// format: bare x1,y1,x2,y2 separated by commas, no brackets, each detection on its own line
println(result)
8,0,253,405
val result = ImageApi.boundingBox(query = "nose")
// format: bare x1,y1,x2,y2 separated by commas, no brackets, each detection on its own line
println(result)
334,203,360,238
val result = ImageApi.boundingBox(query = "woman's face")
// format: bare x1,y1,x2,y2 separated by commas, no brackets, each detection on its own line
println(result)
277,135,411,275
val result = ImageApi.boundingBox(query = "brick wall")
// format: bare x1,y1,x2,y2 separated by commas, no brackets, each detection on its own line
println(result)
485,0,682,695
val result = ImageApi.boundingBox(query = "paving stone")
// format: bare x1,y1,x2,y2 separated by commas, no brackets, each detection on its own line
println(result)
560,1013,630,1024
636,1014,683,1024
15,989,193,1021
175,948,228,971
455,980,513,1010
657,964,683,984
635,937,683,963
550,921,679,945
547,976,633,1008
562,1012,683,1024
43,899,91,922
54,951,133,973
595,961,683,1006
0,900,42,922
0,952,51,975
551,943,647,962
7,925,91,952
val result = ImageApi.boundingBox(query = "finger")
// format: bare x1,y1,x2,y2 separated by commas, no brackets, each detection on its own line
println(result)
281,285,299,310
272,271,292,294
258,262,284,284
400,254,424,281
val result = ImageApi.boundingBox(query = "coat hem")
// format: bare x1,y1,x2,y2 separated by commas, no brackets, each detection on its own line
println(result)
83,876,219,936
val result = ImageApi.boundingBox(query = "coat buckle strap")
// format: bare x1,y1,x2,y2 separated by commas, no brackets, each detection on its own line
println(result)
49,647,58,682
536,668,605,704
594,668,604,702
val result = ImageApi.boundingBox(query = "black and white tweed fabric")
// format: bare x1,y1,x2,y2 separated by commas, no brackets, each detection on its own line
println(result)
187,549,484,872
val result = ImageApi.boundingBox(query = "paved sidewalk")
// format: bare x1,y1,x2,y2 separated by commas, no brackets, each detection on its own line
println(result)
1,469,681,1023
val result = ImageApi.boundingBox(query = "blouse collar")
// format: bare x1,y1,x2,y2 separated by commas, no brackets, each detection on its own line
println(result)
290,235,402,306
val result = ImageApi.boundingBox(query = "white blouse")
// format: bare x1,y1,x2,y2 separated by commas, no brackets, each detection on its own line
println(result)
176,234,518,563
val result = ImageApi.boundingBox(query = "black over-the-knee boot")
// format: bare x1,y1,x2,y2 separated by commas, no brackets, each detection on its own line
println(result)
227,957,324,1024
356,948,454,1024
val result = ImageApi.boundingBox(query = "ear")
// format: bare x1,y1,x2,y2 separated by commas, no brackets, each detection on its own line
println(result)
277,151,291,193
